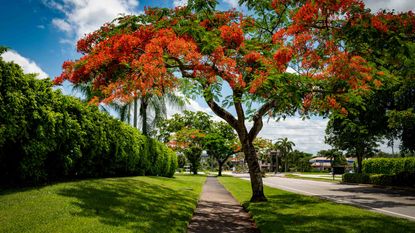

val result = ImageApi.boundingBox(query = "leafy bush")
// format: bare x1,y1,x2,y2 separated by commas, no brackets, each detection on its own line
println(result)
358,158,415,187
368,174,395,186
343,159,415,186
342,173,370,184
0,53,177,185
362,158,415,175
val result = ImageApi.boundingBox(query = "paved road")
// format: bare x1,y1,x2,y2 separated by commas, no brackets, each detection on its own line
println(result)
232,173,415,221
187,177,259,233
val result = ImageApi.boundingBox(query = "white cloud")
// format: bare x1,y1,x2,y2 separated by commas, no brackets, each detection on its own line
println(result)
364,0,415,12
254,117,331,154
166,93,222,120
59,38,73,45
44,0,139,41
223,0,239,8
1,50,49,79
37,25,45,29
52,18,72,33
173,0,188,7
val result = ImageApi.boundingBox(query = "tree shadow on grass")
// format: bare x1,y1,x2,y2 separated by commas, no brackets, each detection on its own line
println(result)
57,177,198,233
332,186,415,198
243,193,415,233
319,194,415,209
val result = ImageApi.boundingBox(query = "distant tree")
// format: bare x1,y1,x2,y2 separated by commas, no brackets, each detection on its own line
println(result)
173,128,205,174
157,110,212,142
253,137,273,163
325,115,379,173
275,138,295,172
288,150,312,172
176,152,187,168
338,9,415,153
317,149,345,170
158,111,212,174
204,121,238,176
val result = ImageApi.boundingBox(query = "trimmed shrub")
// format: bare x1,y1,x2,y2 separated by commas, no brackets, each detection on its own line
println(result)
362,158,415,175
342,173,370,184
360,158,415,187
343,158,415,187
369,174,395,186
0,54,177,186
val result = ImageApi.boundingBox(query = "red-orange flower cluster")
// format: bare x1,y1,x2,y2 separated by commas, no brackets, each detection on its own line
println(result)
244,52,262,64
273,47,293,72
371,17,388,33
219,23,244,49
54,24,204,104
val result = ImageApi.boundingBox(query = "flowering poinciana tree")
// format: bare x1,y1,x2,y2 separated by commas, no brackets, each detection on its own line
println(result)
56,0,388,201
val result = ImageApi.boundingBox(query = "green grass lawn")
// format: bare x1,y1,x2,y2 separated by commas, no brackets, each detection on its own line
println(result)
218,176,415,233
0,175,206,233
284,174,341,183
297,172,332,175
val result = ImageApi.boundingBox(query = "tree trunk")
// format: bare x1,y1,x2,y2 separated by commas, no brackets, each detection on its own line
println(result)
127,104,131,125
140,97,148,136
242,139,267,202
284,158,288,172
218,161,223,176
133,98,138,129
202,91,269,202
275,156,279,174
356,154,363,173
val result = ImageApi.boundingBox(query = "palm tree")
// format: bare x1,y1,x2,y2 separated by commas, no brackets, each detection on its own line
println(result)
317,149,344,171
136,92,185,136
274,137,295,172
72,83,184,136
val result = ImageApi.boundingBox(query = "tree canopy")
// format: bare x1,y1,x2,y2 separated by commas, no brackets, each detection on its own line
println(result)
55,0,410,201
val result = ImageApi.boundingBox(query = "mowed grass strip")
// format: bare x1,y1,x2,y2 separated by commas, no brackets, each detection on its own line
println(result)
218,176,415,233
0,175,206,233
284,174,341,183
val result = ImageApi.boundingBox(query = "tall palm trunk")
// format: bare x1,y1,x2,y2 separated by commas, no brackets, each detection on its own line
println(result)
285,158,288,172
133,98,138,129
140,97,149,136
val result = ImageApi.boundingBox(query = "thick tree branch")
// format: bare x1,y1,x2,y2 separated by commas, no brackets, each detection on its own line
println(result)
202,88,239,130
166,56,194,77
248,100,278,141
233,90,245,125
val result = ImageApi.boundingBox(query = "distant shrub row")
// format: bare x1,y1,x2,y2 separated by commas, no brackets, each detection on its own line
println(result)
342,172,414,187
362,157,415,175
343,157,415,187
0,54,177,186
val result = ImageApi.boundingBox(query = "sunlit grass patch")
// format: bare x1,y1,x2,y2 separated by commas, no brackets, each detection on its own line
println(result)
0,175,206,233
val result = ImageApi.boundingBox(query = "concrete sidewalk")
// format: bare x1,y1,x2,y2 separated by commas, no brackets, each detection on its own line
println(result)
187,177,259,233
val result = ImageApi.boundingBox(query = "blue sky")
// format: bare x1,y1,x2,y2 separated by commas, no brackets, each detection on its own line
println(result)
1,0,413,154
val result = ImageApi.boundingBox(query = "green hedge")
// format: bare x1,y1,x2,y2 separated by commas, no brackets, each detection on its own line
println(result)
343,172,415,187
369,173,415,186
368,174,395,186
362,158,415,175
0,53,177,185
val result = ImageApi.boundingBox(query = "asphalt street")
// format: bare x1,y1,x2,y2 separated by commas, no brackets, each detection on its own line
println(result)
231,173,415,221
